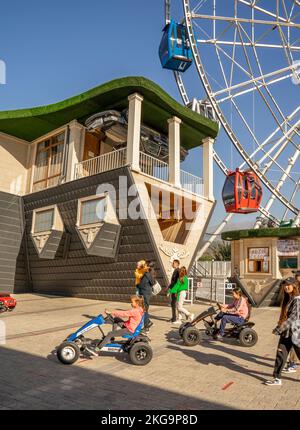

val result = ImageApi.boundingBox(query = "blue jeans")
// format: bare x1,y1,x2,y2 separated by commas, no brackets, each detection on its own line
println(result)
219,313,245,336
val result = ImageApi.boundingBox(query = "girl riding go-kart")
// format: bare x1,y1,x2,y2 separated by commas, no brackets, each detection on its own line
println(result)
56,295,153,366
179,287,258,347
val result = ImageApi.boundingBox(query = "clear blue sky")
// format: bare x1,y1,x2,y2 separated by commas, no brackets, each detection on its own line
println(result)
1,0,296,232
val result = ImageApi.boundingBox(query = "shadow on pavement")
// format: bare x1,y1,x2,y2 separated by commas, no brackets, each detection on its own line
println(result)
0,346,234,410
165,329,274,369
167,345,297,384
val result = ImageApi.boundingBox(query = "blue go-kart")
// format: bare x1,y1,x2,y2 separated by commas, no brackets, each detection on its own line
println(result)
56,312,153,366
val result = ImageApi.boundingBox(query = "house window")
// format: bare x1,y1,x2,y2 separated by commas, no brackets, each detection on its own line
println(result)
34,209,55,233
32,132,65,192
248,247,269,273
279,257,298,269
80,197,106,226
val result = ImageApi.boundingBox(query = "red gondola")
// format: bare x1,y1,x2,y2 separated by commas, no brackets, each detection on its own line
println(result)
222,168,262,214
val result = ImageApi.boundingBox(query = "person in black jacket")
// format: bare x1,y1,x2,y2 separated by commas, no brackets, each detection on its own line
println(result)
167,259,180,323
138,261,155,331
265,277,300,386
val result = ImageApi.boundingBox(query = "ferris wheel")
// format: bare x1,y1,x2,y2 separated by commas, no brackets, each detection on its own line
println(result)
160,0,300,251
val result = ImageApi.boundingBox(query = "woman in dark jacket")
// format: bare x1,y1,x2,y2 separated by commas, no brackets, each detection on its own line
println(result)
265,277,300,386
138,261,155,331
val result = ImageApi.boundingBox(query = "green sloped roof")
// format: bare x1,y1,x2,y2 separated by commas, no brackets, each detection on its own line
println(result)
0,76,218,147
222,227,300,241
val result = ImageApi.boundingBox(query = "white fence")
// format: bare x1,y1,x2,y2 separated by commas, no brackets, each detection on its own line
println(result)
75,149,204,197
180,170,203,196
196,261,231,278
75,147,127,179
190,260,232,303
139,151,169,182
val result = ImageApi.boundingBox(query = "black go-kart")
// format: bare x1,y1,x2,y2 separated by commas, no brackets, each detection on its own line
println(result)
178,303,258,348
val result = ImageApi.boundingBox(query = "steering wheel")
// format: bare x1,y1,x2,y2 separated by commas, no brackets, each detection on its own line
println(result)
104,310,114,324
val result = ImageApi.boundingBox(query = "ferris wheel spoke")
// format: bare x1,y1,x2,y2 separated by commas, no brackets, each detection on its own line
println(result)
237,0,293,23
182,0,299,215
241,112,297,166
257,113,300,167
229,98,298,182
196,39,300,51
234,21,295,146
213,64,298,98
254,147,300,226
191,13,300,28
240,23,297,133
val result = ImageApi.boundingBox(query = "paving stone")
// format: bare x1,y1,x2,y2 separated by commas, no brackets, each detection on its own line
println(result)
0,294,299,409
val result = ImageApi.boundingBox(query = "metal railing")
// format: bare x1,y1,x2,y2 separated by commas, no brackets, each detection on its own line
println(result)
75,147,127,179
139,151,169,182
180,169,204,196
74,148,204,197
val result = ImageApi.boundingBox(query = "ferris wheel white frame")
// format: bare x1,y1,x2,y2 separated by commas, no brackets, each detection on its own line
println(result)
164,0,300,239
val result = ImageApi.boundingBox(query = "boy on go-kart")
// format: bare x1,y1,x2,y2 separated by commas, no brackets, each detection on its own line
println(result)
215,287,249,340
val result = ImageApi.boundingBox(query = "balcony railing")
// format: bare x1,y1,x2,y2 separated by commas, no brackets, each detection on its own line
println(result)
180,169,204,196
139,152,169,182
74,149,203,196
75,147,127,179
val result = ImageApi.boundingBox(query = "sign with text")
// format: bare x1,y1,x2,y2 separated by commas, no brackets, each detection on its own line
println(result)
248,247,269,260
277,239,299,256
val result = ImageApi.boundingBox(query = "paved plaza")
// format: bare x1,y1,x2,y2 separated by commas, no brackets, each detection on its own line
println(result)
0,294,299,410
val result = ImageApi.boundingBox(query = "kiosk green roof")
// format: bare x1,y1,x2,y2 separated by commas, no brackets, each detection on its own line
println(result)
222,227,300,241
0,76,218,147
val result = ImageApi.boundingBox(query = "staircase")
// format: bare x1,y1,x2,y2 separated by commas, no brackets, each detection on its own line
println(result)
0,192,24,292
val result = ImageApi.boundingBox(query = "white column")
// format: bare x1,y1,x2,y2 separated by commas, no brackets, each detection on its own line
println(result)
202,136,214,201
66,120,84,182
168,116,181,187
126,93,143,171
239,239,245,278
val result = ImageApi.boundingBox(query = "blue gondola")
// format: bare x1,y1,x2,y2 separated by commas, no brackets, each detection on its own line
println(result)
159,20,193,72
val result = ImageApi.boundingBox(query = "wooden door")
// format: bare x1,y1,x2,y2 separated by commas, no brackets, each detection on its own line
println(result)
83,132,100,161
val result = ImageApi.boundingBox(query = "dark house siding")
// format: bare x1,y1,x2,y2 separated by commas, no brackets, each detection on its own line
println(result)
0,192,24,293
22,167,167,304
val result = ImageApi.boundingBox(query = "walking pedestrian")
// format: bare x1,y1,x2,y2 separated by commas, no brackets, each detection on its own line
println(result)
168,266,194,324
166,259,180,323
265,277,300,386
134,259,147,295
281,270,300,373
138,261,155,331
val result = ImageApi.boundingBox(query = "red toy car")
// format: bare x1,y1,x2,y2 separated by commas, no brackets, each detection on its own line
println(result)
0,293,17,313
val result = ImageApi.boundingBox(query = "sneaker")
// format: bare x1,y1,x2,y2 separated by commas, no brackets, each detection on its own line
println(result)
264,378,282,386
145,321,154,329
173,320,182,325
282,365,297,373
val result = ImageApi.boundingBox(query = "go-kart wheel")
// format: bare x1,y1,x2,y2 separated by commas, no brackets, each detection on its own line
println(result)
57,341,80,365
182,327,201,346
239,328,258,347
179,323,188,337
129,342,153,366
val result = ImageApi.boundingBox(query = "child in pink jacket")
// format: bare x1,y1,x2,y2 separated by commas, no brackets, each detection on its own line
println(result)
216,287,249,338
98,296,145,348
